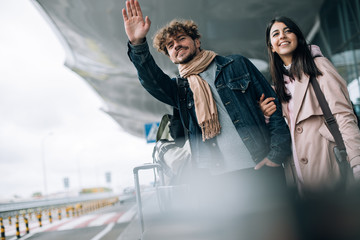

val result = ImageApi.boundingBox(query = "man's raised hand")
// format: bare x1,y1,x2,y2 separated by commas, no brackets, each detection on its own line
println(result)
122,0,151,45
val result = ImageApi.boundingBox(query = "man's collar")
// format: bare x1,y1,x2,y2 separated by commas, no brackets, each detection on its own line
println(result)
214,55,234,68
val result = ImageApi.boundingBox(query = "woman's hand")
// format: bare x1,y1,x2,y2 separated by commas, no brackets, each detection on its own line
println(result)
122,0,151,45
259,93,276,117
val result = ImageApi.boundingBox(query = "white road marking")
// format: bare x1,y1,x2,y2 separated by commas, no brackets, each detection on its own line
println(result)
57,215,95,231
117,205,137,223
88,212,117,227
90,222,115,240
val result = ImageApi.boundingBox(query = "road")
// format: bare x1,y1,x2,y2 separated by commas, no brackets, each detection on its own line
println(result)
3,200,138,240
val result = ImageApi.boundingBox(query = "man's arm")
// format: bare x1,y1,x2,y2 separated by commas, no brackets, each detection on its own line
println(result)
127,41,178,106
242,58,292,168
123,0,179,107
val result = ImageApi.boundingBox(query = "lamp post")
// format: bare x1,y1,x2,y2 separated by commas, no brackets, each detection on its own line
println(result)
41,132,53,198
76,148,85,193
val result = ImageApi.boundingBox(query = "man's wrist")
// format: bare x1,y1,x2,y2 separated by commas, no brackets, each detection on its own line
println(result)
128,39,149,55
129,38,146,46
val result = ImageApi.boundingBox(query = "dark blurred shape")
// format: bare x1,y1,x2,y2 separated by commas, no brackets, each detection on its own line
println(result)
293,188,360,240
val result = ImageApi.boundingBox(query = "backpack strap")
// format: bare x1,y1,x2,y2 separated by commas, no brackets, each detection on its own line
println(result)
176,76,189,130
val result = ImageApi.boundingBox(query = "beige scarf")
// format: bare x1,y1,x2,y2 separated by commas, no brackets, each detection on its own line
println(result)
178,50,221,141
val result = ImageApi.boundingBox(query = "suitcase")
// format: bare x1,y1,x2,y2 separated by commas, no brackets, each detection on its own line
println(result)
133,163,194,239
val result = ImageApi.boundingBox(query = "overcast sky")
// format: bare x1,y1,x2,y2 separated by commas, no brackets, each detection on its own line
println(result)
0,0,155,201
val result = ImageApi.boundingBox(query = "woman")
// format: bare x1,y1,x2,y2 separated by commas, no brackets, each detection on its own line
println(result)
261,16,360,194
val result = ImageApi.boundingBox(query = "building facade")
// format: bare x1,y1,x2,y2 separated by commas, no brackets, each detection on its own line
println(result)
312,0,360,114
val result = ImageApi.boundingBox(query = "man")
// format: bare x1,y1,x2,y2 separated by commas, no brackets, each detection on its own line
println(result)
122,0,291,208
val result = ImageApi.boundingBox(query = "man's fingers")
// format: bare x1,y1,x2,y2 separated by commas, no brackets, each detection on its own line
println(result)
145,16,151,30
125,0,132,17
135,0,143,19
130,0,138,17
266,161,281,167
255,158,281,170
254,160,265,170
122,8,128,21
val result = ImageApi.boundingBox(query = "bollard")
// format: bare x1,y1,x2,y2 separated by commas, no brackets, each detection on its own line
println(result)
24,217,29,234
37,212,42,227
0,217,6,240
79,204,83,215
58,209,62,220
66,207,70,218
72,207,75,218
48,210,52,224
75,204,81,217
15,215,20,239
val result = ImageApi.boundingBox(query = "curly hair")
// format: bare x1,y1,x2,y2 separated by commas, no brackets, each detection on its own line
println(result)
153,19,201,55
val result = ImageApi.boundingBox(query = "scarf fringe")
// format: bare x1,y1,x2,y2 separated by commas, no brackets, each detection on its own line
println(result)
200,113,221,141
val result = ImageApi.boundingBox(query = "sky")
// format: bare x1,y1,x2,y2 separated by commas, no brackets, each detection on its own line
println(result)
0,0,155,201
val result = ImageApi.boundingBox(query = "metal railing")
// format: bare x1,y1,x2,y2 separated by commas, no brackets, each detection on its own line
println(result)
0,193,133,239
0,193,123,218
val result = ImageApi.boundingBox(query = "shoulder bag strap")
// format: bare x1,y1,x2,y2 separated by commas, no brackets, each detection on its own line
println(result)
309,76,347,153
176,76,189,130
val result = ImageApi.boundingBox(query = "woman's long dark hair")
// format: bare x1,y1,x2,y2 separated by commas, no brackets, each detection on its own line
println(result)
265,16,322,103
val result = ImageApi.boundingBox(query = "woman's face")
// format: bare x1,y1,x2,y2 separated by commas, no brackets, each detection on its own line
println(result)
269,21,298,66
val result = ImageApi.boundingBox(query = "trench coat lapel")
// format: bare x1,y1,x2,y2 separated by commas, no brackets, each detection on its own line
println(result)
292,75,310,125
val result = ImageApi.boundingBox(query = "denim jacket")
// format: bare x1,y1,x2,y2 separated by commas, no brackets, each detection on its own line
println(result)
128,41,291,167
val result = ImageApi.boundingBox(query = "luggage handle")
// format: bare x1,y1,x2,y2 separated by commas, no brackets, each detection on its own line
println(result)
133,163,165,235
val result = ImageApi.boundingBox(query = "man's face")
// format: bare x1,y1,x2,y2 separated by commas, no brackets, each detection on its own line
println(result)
165,33,201,64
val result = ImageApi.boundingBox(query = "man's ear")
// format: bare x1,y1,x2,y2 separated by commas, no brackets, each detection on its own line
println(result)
195,38,201,49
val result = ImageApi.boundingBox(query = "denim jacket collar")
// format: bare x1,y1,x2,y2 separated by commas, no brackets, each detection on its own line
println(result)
214,55,234,80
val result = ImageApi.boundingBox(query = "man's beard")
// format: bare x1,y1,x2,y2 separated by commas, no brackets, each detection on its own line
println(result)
174,41,198,64
177,50,197,64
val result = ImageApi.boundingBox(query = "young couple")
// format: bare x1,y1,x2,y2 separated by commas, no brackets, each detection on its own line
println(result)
123,0,360,198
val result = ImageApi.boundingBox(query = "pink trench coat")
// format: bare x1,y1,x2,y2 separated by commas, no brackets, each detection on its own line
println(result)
282,56,360,192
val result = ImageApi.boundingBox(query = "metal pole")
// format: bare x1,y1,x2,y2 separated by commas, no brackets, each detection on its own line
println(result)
41,132,53,198
134,170,144,234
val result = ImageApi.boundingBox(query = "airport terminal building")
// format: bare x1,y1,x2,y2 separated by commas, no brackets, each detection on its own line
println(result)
34,0,360,136
312,0,360,109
